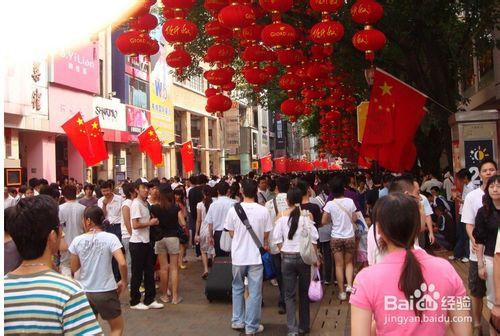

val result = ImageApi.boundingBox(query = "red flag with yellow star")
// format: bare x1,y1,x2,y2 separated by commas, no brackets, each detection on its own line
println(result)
84,117,108,166
359,68,427,172
180,141,195,173
138,126,164,166
274,157,286,173
260,154,273,173
61,112,95,165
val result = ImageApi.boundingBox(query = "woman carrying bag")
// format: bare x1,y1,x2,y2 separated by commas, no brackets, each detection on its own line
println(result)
273,188,320,336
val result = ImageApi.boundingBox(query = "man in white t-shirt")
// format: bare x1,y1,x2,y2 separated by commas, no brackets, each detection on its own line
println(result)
462,159,497,333
206,182,236,257
224,179,272,335
420,173,443,193
128,181,163,311
265,176,290,313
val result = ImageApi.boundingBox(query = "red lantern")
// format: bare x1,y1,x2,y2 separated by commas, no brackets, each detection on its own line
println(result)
207,94,232,112
276,49,303,66
240,24,264,42
163,7,186,19
166,48,191,68
131,14,158,31
309,20,344,45
241,45,269,63
163,0,196,10
204,0,228,13
204,20,233,39
162,18,198,44
116,30,149,56
259,0,293,13
309,0,343,13
221,81,236,91
261,23,297,47
144,38,160,56
218,3,256,30
205,87,220,97
242,66,269,86
352,28,386,61
306,62,329,80
204,67,235,86
351,0,383,25
279,73,301,91
263,64,278,77
302,88,324,100
206,43,235,64
281,98,305,117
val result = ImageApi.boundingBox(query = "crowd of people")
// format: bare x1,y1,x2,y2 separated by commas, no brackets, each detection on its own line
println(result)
3,157,499,335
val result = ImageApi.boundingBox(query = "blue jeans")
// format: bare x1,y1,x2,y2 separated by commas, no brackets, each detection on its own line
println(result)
232,264,263,334
122,237,132,281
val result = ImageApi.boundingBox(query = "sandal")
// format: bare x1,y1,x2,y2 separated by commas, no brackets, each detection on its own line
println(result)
172,297,183,305
202,272,209,280
179,264,187,270
159,295,171,303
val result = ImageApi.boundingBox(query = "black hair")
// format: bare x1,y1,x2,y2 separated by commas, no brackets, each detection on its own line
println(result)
373,193,424,317
198,174,209,185
478,157,497,171
122,182,136,199
159,184,174,210
189,175,198,185
84,206,108,228
328,176,345,198
257,176,267,183
202,185,213,212
482,175,500,217
101,180,113,190
229,183,241,200
173,187,185,203
39,184,60,200
277,176,291,193
62,185,77,200
389,175,415,194
19,185,27,194
456,168,471,180
269,179,276,193
28,178,40,189
39,179,49,186
242,179,258,199
296,179,309,198
83,183,95,192
107,179,115,188
5,195,60,260
216,181,230,196
149,178,160,188
286,188,303,240
430,186,441,194
248,171,256,180
372,175,382,185
382,173,394,184
8,187,17,195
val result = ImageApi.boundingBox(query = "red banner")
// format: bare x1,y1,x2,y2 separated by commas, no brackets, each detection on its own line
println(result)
180,141,195,173
260,154,273,173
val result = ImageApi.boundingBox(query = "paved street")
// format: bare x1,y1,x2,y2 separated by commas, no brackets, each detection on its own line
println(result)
101,248,324,336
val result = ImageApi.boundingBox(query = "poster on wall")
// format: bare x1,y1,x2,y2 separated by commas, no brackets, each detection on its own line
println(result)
464,139,493,169
126,105,151,141
52,43,100,94
149,45,175,145
251,130,258,160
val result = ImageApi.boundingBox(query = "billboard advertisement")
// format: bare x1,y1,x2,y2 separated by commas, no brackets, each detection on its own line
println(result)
92,97,126,131
224,102,240,155
126,105,151,141
52,43,100,94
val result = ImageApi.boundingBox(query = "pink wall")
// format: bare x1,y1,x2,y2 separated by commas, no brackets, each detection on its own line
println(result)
49,85,94,133
68,141,84,183
23,133,56,183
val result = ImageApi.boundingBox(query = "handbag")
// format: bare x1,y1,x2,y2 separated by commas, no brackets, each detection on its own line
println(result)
308,267,323,302
299,212,318,265
234,203,276,281
177,225,189,244
220,230,232,252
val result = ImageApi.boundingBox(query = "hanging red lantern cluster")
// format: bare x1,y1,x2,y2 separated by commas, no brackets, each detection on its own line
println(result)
351,0,386,62
162,0,199,74
309,0,344,46
115,1,159,59
218,1,256,31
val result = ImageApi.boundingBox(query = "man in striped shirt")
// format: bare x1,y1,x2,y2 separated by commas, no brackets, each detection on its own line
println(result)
4,195,102,335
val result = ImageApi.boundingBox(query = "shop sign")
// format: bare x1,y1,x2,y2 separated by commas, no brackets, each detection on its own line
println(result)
52,43,100,94
92,97,126,131
251,161,259,170
224,103,240,155
126,105,151,135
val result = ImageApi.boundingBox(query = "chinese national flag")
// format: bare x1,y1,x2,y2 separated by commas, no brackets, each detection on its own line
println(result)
260,154,273,173
274,157,286,173
138,126,164,166
84,117,108,166
180,141,195,173
61,112,94,165
360,68,427,172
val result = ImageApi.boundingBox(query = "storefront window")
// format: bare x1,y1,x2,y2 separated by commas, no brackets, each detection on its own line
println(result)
128,77,149,109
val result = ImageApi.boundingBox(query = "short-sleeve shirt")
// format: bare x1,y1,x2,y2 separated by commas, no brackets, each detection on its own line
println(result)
4,270,102,334
130,198,151,243
323,198,356,238
273,213,319,253
98,194,123,225
420,195,433,217
205,196,237,232
224,202,272,266
121,199,133,239
461,187,485,262
350,249,466,336
69,231,122,292
150,204,180,239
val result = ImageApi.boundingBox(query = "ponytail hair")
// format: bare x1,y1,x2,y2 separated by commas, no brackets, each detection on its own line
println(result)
373,193,424,317
286,188,303,240
84,206,108,228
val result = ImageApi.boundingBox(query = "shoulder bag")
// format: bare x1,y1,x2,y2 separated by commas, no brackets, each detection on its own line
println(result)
234,203,276,280
333,200,367,237
299,211,318,265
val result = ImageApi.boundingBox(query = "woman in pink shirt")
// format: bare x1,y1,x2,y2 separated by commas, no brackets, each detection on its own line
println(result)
350,193,471,336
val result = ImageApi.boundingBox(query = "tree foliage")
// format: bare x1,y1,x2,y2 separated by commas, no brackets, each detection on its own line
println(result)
165,0,499,173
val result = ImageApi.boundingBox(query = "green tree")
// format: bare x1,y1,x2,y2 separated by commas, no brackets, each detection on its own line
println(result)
166,0,500,173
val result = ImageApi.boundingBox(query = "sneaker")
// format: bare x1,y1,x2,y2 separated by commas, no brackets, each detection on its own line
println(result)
246,324,264,335
130,303,149,310
270,279,278,287
231,323,245,331
460,257,469,263
346,286,353,293
147,301,164,309
448,255,456,261
338,292,347,301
